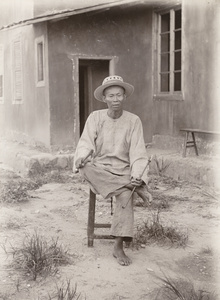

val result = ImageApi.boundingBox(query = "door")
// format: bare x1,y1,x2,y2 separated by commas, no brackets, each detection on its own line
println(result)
79,59,109,134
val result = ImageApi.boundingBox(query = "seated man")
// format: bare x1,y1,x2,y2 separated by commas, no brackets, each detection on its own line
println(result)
74,75,151,266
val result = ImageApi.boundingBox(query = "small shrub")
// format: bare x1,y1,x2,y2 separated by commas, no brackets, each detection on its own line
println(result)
0,171,72,204
0,177,42,203
4,218,22,229
200,247,213,256
152,156,171,176
12,231,70,280
201,188,219,201
154,274,217,300
135,196,170,210
31,170,72,185
49,280,82,300
1,180,30,203
0,292,11,300
133,210,188,249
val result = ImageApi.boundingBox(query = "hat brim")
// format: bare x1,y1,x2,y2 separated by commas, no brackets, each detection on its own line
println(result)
94,80,134,102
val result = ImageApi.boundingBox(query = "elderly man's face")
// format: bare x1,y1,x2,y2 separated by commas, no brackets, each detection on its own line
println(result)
102,86,125,111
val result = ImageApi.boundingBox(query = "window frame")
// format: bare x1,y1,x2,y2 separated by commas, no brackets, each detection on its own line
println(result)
0,44,4,104
153,4,183,101
35,36,45,87
12,36,23,104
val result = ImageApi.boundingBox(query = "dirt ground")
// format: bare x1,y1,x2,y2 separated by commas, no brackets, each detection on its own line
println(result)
0,165,220,300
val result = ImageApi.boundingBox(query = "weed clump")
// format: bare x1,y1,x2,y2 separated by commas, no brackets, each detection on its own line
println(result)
49,280,82,300
30,170,69,185
133,211,188,249
0,171,73,204
0,177,42,203
154,274,217,300
151,155,171,176
12,231,70,280
1,180,33,203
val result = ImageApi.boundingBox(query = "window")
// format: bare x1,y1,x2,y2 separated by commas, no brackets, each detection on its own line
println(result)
12,39,23,103
154,6,182,100
0,44,4,103
35,36,45,86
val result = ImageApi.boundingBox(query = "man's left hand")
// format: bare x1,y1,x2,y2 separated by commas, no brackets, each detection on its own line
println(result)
131,177,143,187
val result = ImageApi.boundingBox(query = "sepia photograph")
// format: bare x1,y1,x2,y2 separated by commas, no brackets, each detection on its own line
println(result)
0,0,219,299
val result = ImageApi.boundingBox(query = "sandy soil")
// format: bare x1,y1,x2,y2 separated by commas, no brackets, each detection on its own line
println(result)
0,166,220,300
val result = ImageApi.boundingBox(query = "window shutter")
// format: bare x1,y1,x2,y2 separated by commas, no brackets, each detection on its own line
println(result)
37,42,44,82
0,45,3,99
13,40,23,102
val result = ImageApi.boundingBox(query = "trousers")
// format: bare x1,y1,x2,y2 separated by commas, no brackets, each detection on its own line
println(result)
80,163,134,240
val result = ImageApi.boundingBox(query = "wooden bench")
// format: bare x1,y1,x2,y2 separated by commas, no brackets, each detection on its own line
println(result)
180,128,220,157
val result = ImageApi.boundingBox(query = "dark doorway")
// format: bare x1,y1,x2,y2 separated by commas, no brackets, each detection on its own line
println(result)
79,59,109,135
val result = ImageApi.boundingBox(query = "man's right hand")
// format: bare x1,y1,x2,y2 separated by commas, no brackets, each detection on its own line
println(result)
74,150,94,172
75,157,85,169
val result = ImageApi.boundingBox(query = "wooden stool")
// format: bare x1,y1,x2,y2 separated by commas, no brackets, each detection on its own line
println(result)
87,189,114,247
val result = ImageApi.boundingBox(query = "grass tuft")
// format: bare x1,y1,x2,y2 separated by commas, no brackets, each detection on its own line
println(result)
151,156,171,176
199,247,213,256
0,171,74,204
133,210,188,249
0,180,32,203
154,274,217,300
3,218,22,229
30,170,74,186
49,279,82,300
11,231,70,280
135,196,170,210
0,292,11,300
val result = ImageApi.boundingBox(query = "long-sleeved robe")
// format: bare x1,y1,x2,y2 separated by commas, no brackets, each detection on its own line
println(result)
74,109,149,239
74,109,149,196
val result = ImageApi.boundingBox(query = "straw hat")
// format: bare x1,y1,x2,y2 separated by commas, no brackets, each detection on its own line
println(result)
94,75,134,101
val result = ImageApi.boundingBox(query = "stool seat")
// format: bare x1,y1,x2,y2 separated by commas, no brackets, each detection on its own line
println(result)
87,189,114,247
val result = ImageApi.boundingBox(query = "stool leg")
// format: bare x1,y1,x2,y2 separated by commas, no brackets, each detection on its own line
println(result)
191,132,199,156
183,132,188,157
87,190,96,247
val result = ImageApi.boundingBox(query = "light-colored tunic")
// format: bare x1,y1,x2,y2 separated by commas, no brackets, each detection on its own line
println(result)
74,109,149,189
74,109,149,239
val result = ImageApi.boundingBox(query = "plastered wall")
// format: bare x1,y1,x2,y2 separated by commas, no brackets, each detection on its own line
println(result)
47,7,154,147
153,0,219,136
0,23,51,147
